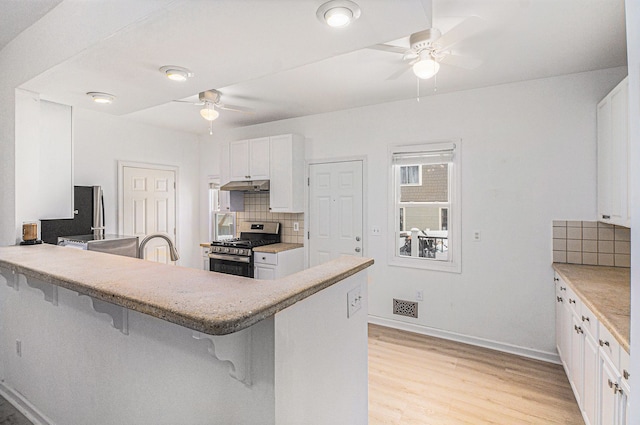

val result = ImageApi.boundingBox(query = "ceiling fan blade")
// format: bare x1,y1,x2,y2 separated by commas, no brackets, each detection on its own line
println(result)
368,44,407,54
386,65,412,80
217,103,255,114
436,16,487,50
172,100,205,106
439,53,482,70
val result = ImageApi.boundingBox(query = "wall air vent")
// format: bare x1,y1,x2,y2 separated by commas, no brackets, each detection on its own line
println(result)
393,299,418,318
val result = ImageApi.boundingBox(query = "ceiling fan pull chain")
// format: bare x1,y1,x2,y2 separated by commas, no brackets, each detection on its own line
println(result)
416,77,420,102
434,70,438,92
209,120,213,135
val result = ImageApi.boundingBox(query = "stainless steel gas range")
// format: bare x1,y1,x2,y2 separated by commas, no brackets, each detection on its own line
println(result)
209,222,280,277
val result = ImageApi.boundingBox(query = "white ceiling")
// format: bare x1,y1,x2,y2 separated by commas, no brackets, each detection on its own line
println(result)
0,0,62,50
15,0,628,136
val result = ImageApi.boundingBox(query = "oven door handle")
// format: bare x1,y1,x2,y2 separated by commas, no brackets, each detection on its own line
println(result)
208,253,251,263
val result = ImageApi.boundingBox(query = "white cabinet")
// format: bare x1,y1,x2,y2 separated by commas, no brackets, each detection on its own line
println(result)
254,248,304,280
597,77,630,227
229,137,270,181
201,245,211,271
269,134,305,213
219,141,244,212
554,272,631,425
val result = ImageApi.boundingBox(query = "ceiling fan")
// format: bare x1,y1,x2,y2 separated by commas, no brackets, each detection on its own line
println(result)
370,15,487,81
173,89,254,121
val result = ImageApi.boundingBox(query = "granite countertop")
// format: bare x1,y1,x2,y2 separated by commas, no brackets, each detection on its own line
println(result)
552,263,630,353
0,244,373,336
253,243,304,253
199,242,210,248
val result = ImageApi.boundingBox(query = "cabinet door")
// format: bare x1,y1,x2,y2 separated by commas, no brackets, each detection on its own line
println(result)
255,264,276,280
230,140,250,180
570,314,584,405
597,96,613,222
609,81,629,226
600,357,618,425
249,137,270,180
555,283,565,359
269,134,305,212
583,333,599,425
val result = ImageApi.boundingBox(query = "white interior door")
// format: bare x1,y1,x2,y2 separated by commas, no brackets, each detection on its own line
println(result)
122,166,176,264
309,160,363,267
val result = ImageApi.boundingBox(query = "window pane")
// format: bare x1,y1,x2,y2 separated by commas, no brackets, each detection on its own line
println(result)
400,164,448,201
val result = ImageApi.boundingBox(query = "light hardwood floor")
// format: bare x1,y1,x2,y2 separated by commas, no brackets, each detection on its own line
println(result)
368,324,584,425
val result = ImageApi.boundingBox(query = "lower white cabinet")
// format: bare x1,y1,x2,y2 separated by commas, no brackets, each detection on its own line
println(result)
201,245,211,271
254,248,304,280
554,272,630,425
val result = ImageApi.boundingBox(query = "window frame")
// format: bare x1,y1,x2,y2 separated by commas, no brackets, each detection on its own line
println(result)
388,141,461,273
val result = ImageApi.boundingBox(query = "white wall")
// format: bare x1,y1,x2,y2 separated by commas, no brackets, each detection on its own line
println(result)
200,68,627,357
73,109,201,269
625,0,639,422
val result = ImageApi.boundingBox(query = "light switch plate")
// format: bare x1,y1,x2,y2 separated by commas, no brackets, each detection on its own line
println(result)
347,286,362,318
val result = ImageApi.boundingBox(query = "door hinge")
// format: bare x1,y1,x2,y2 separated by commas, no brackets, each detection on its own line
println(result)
307,231,310,239
174,182,176,189
307,177,310,186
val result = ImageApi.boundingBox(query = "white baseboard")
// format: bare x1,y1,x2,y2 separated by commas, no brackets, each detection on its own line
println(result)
368,315,561,365
0,381,54,425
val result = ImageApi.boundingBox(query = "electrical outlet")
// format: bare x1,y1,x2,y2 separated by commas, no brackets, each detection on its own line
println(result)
293,222,299,232
16,340,22,357
415,290,424,301
473,230,481,241
371,226,381,235
347,286,362,318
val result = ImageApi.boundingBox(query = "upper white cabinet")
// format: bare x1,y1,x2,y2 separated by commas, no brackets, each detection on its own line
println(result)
597,77,629,227
269,134,305,213
229,137,270,181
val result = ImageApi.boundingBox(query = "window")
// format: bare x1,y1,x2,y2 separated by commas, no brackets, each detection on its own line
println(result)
400,165,421,186
209,181,235,241
390,141,460,272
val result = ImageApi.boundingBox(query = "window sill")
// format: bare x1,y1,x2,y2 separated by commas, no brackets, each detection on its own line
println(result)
388,256,461,273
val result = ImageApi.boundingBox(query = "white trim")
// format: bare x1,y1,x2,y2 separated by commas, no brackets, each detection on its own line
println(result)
388,140,462,273
368,315,561,365
0,382,54,425
117,161,179,253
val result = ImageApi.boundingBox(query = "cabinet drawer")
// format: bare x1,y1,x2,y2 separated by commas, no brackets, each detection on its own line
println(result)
565,286,580,315
620,348,631,387
598,322,620,370
579,303,599,339
254,252,278,265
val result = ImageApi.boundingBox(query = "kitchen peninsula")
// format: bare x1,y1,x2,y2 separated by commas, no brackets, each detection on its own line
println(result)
0,244,372,425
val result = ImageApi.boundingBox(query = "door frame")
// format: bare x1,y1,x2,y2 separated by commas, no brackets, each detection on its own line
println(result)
117,160,179,248
305,156,368,268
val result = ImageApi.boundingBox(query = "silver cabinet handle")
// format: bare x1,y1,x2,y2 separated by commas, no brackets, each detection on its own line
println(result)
599,339,610,347
602,214,611,219
569,298,576,304
355,247,361,253
581,315,590,322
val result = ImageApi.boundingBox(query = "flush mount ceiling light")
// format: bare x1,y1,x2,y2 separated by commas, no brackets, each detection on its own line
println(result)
316,0,361,28
159,65,193,82
412,51,440,80
86,92,115,104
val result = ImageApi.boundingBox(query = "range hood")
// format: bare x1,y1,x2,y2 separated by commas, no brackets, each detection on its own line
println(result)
220,180,270,192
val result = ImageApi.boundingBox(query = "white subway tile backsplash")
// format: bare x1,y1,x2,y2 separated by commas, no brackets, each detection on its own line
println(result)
551,220,630,268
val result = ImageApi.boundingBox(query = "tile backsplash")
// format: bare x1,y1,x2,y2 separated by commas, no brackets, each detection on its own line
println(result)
553,220,630,267
236,193,305,244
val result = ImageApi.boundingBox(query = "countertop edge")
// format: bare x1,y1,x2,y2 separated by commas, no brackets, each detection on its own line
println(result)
552,263,630,353
0,245,374,336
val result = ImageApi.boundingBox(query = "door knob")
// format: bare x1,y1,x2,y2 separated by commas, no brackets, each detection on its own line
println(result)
355,247,361,253
355,236,361,241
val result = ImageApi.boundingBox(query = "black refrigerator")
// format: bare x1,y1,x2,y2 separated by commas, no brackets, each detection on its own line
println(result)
40,186,104,244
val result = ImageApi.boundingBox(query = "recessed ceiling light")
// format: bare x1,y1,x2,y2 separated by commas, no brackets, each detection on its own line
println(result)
159,65,193,82
86,92,115,104
316,0,361,28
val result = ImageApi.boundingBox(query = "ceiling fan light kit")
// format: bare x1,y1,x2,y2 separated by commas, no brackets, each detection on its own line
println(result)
86,92,115,104
159,65,193,82
200,106,219,121
316,0,361,28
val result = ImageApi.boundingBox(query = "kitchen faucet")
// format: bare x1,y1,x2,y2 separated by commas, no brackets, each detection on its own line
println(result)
138,233,180,261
